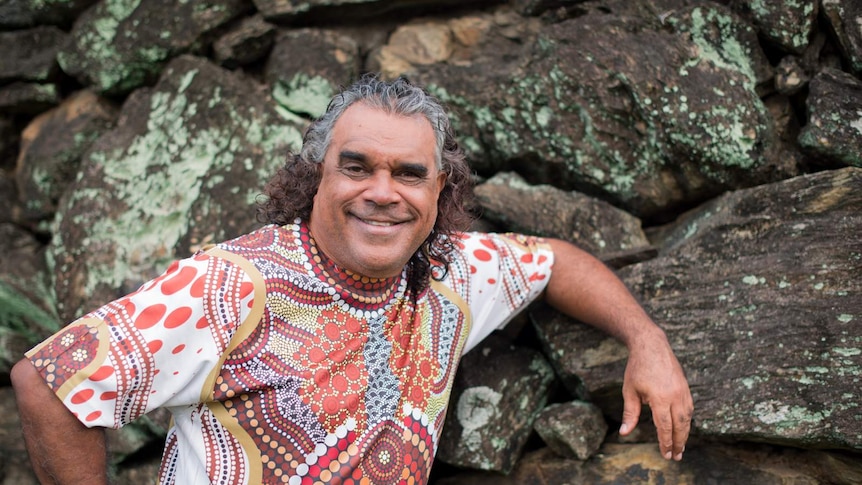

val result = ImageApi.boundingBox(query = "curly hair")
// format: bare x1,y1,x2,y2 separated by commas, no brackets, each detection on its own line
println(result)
257,74,476,295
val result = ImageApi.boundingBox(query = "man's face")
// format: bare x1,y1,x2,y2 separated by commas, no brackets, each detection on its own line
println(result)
308,102,447,279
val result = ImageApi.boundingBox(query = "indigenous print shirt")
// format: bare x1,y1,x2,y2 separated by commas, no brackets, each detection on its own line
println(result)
27,222,554,485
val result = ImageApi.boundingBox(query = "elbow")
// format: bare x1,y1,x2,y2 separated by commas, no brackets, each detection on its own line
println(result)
11,358,43,401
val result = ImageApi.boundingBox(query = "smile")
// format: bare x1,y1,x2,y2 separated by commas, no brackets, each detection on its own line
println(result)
364,220,396,227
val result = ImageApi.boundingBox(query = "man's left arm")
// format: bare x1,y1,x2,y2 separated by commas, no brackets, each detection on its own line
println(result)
542,238,693,461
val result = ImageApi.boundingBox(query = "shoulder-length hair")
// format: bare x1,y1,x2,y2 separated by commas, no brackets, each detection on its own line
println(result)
258,74,476,295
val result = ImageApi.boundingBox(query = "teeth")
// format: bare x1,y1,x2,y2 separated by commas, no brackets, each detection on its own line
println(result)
365,220,394,227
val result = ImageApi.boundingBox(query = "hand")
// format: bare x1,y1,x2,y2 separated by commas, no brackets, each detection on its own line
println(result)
618,329,693,461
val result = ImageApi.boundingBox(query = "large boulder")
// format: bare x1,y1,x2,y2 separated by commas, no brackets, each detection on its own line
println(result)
0,0,97,29
403,3,794,219
533,167,862,450
436,333,556,473
15,90,118,224
435,444,862,485
0,26,66,83
264,28,361,118
822,0,862,74
474,172,650,259
49,55,306,321
798,68,862,168
58,0,251,95
729,0,818,54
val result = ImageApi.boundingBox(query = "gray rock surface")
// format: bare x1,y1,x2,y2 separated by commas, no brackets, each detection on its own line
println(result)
535,168,862,450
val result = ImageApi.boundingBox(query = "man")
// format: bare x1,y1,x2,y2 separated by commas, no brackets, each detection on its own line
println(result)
12,75,692,484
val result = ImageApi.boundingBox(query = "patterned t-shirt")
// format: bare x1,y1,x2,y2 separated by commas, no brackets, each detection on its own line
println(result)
26,222,554,485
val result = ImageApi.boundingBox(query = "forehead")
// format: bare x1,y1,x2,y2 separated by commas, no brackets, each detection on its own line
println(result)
330,103,438,164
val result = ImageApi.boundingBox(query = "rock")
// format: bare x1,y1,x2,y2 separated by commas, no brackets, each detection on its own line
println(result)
435,443,862,485
0,0,97,29
112,458,162,485
0,223,59,373
0,388,39,485
798,68,862,167
57,0,251,95
534,168,862,451
252,0,479,24
0,117,18,171
821,0,862,74
436,333,556,473
533,401,608,460
212,14,277,69
49,55,305,321
0,82,59,116
729,0,818,54
14,90,118,224
474,172,650,259
414,3,792,220
774,55,809,95
0,26,66,83
264,28,361,118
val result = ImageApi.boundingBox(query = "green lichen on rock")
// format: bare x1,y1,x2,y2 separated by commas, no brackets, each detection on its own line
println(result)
748,0,815,53
57,0,147,94
49,58,303,317
272,72,335,118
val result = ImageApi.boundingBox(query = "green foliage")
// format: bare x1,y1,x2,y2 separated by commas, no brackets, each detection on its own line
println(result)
0,279,61,345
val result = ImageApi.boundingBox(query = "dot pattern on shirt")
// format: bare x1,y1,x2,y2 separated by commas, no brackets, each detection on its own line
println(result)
26,221,554,485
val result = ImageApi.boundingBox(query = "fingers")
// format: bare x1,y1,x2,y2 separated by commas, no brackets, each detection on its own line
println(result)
652,406,675,460
671,402,693,460
653,401,693,461
619,385,641,436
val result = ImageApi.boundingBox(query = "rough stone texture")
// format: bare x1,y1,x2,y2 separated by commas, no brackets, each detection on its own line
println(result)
14,90,118,224
213,14,277,69
253,0,480,23
535,168,862,450
474,172,650,259
435,444,862,485
49,55,305,322
1,0,862,482
729,0,818,54
0,26,66,83
774,55,809,95
533,401,608,460
0,0,97,29
798,68,862,167
0,117,18,170
0,388,40,485
264,28,361,118
0,223,58,373
822,0,862,74
58,0,251,95
0,82,59,115
436,333,556,473
412,3,794,220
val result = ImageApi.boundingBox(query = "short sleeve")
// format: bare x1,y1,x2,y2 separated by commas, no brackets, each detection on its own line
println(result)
25,250,258,429
454,232,554,354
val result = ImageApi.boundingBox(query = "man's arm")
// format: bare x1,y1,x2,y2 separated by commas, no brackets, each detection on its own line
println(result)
543,238,693,461
11,358,110,484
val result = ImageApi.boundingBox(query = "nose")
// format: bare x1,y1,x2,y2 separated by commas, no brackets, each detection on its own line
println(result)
364,171,401,206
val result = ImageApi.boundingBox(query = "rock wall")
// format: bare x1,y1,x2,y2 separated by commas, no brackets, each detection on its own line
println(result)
1,0,861,482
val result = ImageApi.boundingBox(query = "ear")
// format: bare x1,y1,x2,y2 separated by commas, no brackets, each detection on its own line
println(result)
436,170,447,194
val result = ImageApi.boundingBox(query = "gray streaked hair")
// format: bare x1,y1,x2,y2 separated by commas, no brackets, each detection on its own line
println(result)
259,73,476,296
300,74,446,169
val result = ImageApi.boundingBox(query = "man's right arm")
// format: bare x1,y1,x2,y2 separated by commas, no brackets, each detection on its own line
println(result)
11,359,110,485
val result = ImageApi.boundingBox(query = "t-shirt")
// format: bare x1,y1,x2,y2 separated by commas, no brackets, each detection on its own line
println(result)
26,221,554,484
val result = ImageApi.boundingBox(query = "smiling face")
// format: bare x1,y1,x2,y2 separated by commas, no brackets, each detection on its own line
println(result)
308,102,447,279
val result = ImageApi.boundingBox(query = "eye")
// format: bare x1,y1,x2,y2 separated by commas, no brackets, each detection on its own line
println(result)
395,169,426,183
340,164,369,177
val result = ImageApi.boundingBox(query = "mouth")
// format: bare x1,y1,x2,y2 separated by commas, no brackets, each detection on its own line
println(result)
363,219,396,227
